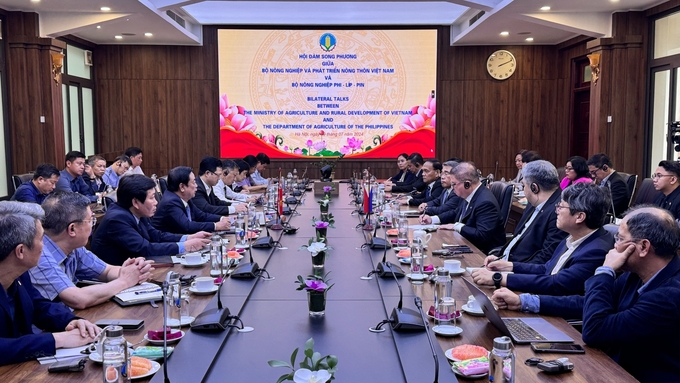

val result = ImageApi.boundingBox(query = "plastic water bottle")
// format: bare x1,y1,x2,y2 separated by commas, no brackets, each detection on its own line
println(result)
489,336,515,383
293,168,298,183
101,325,130,383
434,268,452,325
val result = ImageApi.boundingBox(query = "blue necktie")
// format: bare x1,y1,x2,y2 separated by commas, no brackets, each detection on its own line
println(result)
186,205,192,222
426,187,431,199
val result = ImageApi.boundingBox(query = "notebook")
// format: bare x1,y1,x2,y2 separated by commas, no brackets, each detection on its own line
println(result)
462,278,573,344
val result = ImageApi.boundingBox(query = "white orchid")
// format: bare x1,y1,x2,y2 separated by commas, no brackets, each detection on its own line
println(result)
318,199,330,206
306,241,327,255
293,369,332,383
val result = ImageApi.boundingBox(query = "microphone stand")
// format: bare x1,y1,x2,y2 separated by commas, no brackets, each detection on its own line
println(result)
162,280,170,383
415,297,439,383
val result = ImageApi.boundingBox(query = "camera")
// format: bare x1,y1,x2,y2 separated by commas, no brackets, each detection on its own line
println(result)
537,358,574,373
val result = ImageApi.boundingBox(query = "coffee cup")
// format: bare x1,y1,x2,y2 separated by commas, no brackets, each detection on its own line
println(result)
191,277,215,292
184,253,203,265
466,295,480,311
413,229,432,245
444,259,462,272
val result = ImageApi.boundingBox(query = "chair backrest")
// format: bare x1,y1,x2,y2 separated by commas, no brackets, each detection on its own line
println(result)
556,167,566,182
489,182,514,228
633,178,656,206
618,172,638,207
11,173,34,194
159,176,168,194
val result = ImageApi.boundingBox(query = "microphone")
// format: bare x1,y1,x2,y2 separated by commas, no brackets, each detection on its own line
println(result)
190,269,232,330
364,224,404,278
231,232,261,278
415,297,440,383
369,262,425,332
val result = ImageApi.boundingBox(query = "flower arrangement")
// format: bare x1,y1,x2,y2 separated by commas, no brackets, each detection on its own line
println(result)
323,186,333,193
299,236,333,256
317,199,330,207
295,272,334,293
311,214,335,228
268,337,338,383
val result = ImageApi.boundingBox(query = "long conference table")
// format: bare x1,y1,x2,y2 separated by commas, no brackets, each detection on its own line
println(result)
0,182,638,383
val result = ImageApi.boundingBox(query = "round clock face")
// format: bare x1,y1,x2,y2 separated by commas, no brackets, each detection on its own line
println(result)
487,50,516,80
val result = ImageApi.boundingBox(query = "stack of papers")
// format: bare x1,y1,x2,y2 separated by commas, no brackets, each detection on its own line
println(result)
114,282,163,304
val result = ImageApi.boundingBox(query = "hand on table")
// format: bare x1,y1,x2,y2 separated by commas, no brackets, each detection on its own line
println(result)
417,203,428,213
492,288,521,311
484,256,513,271
419,215,432,225
185,238,210,252
470,268,495,286
188,231,211,240
54,319,101,348
215,219,231,231
234,203,248,213
438,223,455,231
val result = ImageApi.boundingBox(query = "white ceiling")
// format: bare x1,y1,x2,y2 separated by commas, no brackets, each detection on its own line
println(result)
0,0,668,46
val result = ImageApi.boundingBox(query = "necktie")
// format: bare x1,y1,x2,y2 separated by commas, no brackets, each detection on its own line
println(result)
186,205,192,222
459,201,469,222
443,190,450,202
426,187,431,199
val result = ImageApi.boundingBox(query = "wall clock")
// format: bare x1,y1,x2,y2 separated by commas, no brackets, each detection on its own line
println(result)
487,50,516,80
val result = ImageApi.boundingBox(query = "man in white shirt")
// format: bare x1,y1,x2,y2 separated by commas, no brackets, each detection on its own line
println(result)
214,159,258,203
471,182,614,296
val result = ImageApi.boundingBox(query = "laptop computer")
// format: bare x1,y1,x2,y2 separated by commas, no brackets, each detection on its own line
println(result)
462,278,573,344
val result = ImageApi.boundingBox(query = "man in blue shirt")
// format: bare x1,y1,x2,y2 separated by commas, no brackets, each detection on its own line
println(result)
0,201,100,366
492,206,680,383
250,152,270,185
29,192,154,310
103,155,131,188
10,164,60,204
54,151,97,202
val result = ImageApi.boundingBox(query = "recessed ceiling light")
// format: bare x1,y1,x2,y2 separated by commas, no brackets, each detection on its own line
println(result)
500,31,509,36
145,32,153,37
526,37,534,42
101,6,111,11
96,25,101,29
540,6,551,11
114,35,122,39
30,0,40,3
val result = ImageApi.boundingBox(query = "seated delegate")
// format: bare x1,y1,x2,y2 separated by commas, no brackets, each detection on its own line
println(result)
587,153,630,218
10,163,60,204
560,155,592,189
402,159,443,206
418,160,461,216
389,153,415,184
194,156,248,216
54,151,97,202
652,160,680,219
0,201,100,366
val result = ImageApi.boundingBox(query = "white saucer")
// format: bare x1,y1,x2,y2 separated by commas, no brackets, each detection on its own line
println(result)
406,273,427,281
398,258,411,264
181,259,208,267
132,360,161,380
461,304,484,316
189,285,218,295
166,316,195,327
234,244,250,249
144,330,184,345
432,325,463,337
447,268,466,276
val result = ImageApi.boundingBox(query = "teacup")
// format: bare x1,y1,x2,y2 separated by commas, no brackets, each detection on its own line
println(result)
184,253,203,265
191,277,215,292
443,259,462,272
413,229,432,245
466,295,480,311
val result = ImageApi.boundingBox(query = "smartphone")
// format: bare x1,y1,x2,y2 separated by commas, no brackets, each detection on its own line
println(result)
48,357,87,372
531,343,585,354
94,319,144,330
432,249,450,256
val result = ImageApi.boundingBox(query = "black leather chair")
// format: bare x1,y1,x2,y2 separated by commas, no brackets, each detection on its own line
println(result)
632,178,656,206
556,167,566,182
159,176,168,194
11,173,34,194
489,181,514,228
618,172,638,208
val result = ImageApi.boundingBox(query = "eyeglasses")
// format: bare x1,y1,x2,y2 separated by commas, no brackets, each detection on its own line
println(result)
564,166,574,171
70,215,97,228
589,168,601,176
554,203,570,212
652,173,673,180
614,232,639,244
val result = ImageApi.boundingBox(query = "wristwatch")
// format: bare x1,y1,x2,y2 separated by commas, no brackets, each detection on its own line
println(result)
492,272,502,289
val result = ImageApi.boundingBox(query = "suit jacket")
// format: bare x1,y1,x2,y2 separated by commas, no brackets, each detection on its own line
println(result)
439,185,504,253
91,203,183,265
653,186,680,220
605,171,630,218
507,227,613,295
193,179,230,216
152,191,221,234
390,169,416,185
409,179,443,206
580,255,680,383
501,189,567,264
82,173,107,194
391,169,425,193
0,273,76,366
424,188,461,216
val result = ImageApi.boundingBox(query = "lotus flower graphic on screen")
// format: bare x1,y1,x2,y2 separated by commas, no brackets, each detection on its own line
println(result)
400,93,436,131
340,136,363,155
219,94,257,132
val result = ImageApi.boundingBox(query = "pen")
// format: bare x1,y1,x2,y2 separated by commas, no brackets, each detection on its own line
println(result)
134,289,161,295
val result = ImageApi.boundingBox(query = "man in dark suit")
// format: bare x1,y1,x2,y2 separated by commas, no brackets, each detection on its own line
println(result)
419,160,461,216
587,153,630,218
193,156,248,216
473,183,614,296
152,166,231,234
0,201,99,366
385,153,426,193
10,163,60,204
652,160,680,219
91,175,210,265
492,206,680,383
402,159,443,206
421,162,504,253
497,160,567,264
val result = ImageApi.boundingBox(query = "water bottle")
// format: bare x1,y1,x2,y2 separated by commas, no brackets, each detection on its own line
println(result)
397,213,409,244
210,234,222,276
236,212,246,245
101,326,130,383
165,272,183,330
433,268,452,325
489,336,515,383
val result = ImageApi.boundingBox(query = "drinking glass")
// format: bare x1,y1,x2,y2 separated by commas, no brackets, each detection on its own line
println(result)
397,214,409,244
436,297,457,327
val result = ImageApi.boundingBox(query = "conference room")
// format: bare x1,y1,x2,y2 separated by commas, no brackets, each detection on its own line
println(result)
1,0,680,382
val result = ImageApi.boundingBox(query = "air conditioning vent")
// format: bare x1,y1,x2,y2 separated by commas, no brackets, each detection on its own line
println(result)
469,11,485,26
166,10,186,29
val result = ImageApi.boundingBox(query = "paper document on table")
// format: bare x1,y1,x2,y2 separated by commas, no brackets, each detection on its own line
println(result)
409,224,439,230
114,282,163,303
37,345,89,364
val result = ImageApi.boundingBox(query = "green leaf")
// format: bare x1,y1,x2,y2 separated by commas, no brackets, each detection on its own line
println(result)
302,149,308,155
299,361,311,370
289,347,299,368
268,360,292,369
365,146,372,151
276,372,294,383
311,351,322,368
327,355,338,369
304,347,313,358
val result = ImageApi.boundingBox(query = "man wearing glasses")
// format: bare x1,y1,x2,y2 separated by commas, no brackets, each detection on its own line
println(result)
492,206,680,383
28,192,154,310
418,160,461,215
652,160,680,219
193,156,248,216
472,183,614,296
586,153,629,218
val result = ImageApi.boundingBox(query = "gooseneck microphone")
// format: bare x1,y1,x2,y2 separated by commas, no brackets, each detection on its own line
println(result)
191,267,232,331
231,230,261,278
415,297,439,383
364,224,404,279
369,262,425,333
